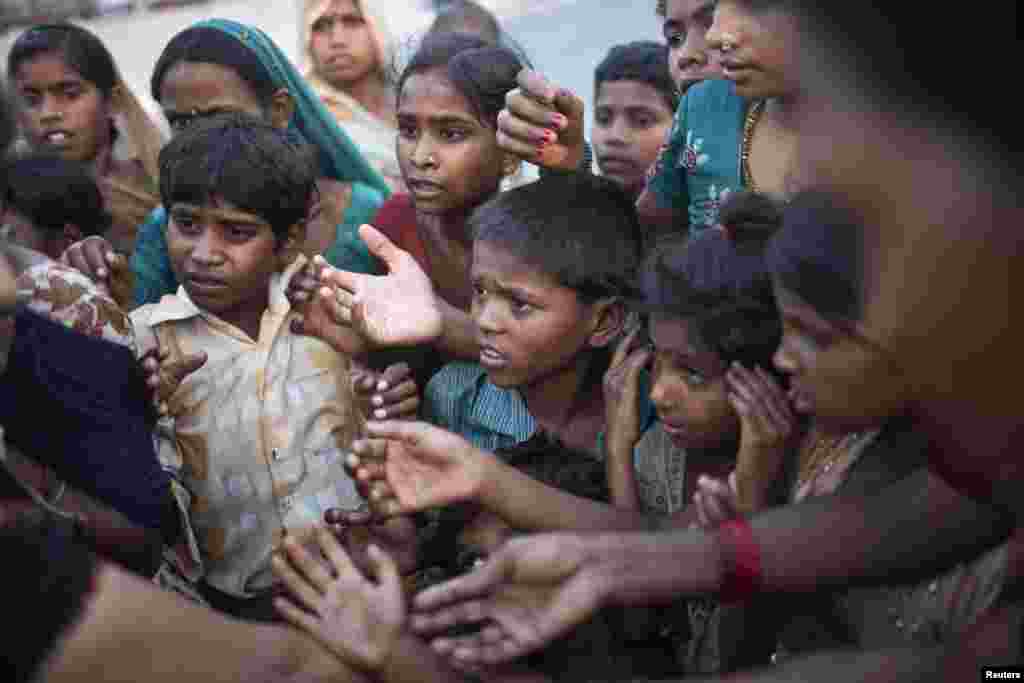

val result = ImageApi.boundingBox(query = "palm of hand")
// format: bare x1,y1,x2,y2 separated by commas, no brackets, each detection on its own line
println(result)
350,258,442,348
383,438,479,512
315,571,406,671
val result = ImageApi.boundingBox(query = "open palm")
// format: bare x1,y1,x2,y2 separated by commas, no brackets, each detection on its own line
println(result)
356,421,487,513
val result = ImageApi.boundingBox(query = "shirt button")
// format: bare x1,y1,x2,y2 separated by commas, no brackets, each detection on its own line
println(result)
280,496,293,511
928,581,938,594
895,618,905,630
272,448,281,461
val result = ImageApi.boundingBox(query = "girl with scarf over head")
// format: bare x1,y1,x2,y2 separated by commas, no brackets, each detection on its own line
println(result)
302,0,403,191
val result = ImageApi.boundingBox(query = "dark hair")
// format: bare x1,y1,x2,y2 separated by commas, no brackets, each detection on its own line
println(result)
151,26,277,104
791,2,1018,171
636,192,784,370
7,24,118,97
471,173,643,304
767,190,862,325
595,41,678,113
1,155,111,238
429,0,502,46
158,112,315,241
501,432,609,503
398,32,522,129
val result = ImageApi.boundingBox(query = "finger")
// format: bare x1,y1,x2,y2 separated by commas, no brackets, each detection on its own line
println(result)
694,491,710,528
352,369,379,394
728,390,752,419
413,556,507,612
516,68,558,105
373,396,420,421
703,487,729,524
753,366,795,429
610,327,642,368
282,536,335,593
316,286,353,325
366,543,401,595
324,507,374,526
378,363,412,390
364,419,424,445
271,552,326,611
273,595,322,632
172,351,207,383
351,438,388,460
495,129,546,163
84,240,113,280
356,224,410,276
552,86,585,132
375,378,418,406
410,600,491,633
355,460,386,482
496,107,556,149
316,526,360,582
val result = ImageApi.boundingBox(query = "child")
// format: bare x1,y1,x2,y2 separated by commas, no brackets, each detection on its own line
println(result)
7,23,164,257
422,173,641,457
130,112,366,621
1,155,111,261
293,33,526,386
592,41,677,200
656,0,720,94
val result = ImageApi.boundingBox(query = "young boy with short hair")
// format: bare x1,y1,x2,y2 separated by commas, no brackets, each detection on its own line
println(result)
130,113,366,620
592,41,677,201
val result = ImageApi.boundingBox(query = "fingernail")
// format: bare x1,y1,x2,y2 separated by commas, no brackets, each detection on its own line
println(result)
97,268,108,278
372,395,384,407
374,408,387,420
377,380,389,392
550,113,567,128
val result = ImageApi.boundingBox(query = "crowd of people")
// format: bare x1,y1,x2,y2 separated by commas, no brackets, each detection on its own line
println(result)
0,0,1020,680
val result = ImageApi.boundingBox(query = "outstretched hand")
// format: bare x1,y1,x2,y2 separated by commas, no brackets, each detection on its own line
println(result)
272,527,406,673
352,362,420,422
409,533,607,666
344,420,489,518
314,224,443,349
497,68,586,172
60,236,133,307
288,255,368,356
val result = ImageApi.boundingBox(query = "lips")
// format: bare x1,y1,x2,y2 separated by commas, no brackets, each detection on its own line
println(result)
185,273,229,295
719,59,753,80
41,130,72,147
407,178,445,198
598,156,639,175
479,345,508,370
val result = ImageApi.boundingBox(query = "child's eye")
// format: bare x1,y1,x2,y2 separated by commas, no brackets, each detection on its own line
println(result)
171,214,199,234
664,29,683,48
21,91,42,108
224,225,256,242
61,85,82,100
684,368,707,387
398,122,418,140
509,299,534,317
594,109,612,127
629,111,658,129
440,127,468,142
312,17,333,32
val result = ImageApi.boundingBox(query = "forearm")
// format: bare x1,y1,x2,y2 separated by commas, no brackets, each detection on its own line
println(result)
480,455,654,532
46,562,366,683
376,632,464,683
702,647,945,683
435,300,479,362
606,442,641,510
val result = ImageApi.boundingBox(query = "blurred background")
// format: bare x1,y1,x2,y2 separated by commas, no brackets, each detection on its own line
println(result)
0,0,660,137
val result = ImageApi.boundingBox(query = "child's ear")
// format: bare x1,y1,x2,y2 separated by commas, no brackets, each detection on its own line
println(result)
276,221,305,269
587,298,627,349
269,89,296,130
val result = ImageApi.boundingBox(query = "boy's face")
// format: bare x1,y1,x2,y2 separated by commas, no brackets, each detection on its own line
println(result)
648,315,740,450
593,80,674,197
470,241,602,391
165,197,282,331
397,69,508,215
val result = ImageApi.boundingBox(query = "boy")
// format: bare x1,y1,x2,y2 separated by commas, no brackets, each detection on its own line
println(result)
423,173,643,458
592,41,677,201
131,113,366,621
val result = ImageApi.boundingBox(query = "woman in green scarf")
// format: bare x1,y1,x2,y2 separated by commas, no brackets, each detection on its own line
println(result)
130,19,390,306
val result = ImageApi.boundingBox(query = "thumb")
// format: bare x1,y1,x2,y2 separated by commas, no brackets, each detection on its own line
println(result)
365,418,423,445
173,351,207,382
358,224,407,274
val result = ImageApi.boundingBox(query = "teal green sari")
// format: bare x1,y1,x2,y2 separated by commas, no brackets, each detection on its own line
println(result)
132,19,391,307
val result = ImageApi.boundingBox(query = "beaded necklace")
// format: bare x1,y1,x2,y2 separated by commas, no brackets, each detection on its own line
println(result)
796,429,868,490
741,99,766,193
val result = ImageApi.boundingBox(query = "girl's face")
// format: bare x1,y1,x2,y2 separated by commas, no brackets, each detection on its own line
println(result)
470,240,608,391
772,280,911,433
663,0,720,93
13,52,112,164
309,0,380,90
159,61,267,135
397,68,507,215
705,0,801,99
648,315,740,450
592,80,673,198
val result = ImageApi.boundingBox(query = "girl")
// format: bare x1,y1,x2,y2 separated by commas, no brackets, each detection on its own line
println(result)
6,23,165,260
292,32,526,385
302,0,403,190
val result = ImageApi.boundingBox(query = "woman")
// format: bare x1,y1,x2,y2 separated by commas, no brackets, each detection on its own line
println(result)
302,0,403,190
126,19,390,307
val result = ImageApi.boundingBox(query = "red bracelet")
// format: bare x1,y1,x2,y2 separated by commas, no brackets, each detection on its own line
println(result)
715,518,763,603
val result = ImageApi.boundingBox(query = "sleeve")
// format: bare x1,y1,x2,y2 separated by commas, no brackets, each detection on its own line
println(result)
131,207,179,308
322,181,386,275
644,98,690,213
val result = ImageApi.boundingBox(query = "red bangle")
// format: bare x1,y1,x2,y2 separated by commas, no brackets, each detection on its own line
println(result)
715,518,763,603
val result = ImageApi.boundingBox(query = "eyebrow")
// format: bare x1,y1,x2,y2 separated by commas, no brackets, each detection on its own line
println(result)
171,205,266,226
